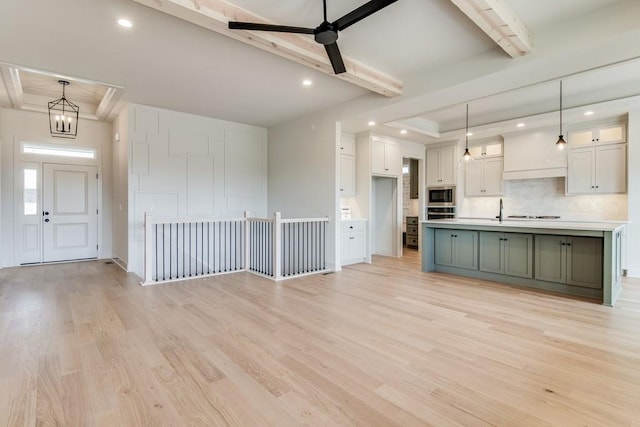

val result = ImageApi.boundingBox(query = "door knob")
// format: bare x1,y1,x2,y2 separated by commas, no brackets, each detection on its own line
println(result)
43,211,49,216
44,218,50,222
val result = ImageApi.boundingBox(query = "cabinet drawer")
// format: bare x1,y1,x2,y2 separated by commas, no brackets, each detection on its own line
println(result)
341,221,366,233
406,216,418,225
406,225,418,236
406,237,418,247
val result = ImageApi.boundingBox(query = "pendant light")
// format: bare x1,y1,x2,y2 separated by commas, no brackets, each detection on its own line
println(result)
48,80,79,139
556,80,567,150
463,104,471,161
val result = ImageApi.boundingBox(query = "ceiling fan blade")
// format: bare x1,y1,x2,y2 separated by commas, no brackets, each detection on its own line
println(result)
325,42,346,74
333,0,398,31
228,21,315,34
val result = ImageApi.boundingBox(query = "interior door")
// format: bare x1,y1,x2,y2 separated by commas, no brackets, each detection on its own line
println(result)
42,163,98,262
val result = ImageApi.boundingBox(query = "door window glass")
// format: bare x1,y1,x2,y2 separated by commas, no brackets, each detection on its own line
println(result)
24,169,38,215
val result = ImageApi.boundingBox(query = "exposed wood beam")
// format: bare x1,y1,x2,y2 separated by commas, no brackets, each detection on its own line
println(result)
451,0,532,57
131,0,403,97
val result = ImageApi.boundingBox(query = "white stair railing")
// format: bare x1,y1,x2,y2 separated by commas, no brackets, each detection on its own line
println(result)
142,211,329,285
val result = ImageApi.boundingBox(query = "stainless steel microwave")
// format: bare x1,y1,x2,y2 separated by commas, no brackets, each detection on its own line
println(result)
428,186,455,206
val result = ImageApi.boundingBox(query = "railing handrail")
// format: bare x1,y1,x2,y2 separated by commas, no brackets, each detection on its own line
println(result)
281,217,329,224
246,217,274,222
149,216,246,225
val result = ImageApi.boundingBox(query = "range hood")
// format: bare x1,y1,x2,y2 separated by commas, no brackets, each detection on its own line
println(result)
503,167,567,181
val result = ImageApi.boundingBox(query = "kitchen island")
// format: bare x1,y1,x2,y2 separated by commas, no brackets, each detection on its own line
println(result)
422,219,626,306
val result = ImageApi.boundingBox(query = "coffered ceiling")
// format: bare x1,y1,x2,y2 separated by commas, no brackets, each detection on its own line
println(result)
0,63,123,121
0,0,637,137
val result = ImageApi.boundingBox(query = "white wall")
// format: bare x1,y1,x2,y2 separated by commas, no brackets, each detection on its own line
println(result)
268,111,339,269
124,104,268,278
0,106,3,269
627,110,640,277
0,108,112,267
112,107,129,269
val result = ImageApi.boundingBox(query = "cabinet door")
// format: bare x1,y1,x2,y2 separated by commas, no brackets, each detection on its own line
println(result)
426,149,440,186
483,158,503,196
568,129,595,147
597,125,625,144
434,229,454,266
503,233,533,278
567,147,595,194
371,139,386,175
384,141,401,175
409,159,419,199
479,231,503,274
340,134,356,155
339,154,356,196
484,142,503,158
453,230,478,270
566,237,603,289
596,144,626,193
534,235,566,283
464,160,484,196
439,146,456,185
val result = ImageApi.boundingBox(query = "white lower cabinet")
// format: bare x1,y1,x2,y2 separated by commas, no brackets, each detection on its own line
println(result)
341,220,367,265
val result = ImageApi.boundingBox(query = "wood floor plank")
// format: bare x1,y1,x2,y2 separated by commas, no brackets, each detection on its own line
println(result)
1,253,640,425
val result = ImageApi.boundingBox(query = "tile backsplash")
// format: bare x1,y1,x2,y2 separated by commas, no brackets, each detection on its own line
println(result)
459,177,628,221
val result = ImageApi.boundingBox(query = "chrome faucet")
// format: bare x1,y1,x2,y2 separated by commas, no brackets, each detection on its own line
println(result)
496,198,503,222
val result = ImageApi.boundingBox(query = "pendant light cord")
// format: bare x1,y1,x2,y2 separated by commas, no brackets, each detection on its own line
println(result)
559,80,563,135
465,104,469,149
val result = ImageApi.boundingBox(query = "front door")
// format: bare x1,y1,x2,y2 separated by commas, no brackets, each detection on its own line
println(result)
42,163,98,262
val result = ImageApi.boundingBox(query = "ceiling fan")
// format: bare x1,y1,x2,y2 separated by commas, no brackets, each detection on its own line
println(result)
228,0,398,74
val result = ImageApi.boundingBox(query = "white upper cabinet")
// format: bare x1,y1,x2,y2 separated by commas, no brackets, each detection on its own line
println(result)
371,137,400,176
468,140,503,158
465,157,503,197
568,123,626,147
339,154,356,196
339,135,356,156
339,133,357,196
567,144,627,194
426,145,456,186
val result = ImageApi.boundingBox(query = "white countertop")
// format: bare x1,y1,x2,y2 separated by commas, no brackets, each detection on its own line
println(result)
422,218,625,232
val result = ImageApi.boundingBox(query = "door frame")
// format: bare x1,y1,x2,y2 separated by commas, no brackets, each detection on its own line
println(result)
13,140,103,265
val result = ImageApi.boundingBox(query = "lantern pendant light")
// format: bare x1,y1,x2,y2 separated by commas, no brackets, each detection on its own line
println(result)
48,80,79,139
463,104,471,161
556,80,567,150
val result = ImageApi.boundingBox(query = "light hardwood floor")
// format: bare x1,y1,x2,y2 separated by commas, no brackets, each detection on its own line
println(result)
1,253,640,426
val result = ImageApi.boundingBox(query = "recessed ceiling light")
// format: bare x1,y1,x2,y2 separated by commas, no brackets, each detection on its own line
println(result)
465,132,473,136
517,123,525,128
584,111,594,116
302,79,312,87
368,121,376,126
118,18,133,28
400,129,407,134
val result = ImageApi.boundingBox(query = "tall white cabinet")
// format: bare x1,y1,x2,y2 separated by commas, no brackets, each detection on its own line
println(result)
339,134,356,196
567,123,627,194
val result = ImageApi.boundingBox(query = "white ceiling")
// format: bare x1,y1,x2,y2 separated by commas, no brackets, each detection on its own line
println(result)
0,0,637,133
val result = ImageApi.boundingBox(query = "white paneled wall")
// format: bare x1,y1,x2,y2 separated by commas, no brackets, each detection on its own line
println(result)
459,177,628,221
125,104,267,277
